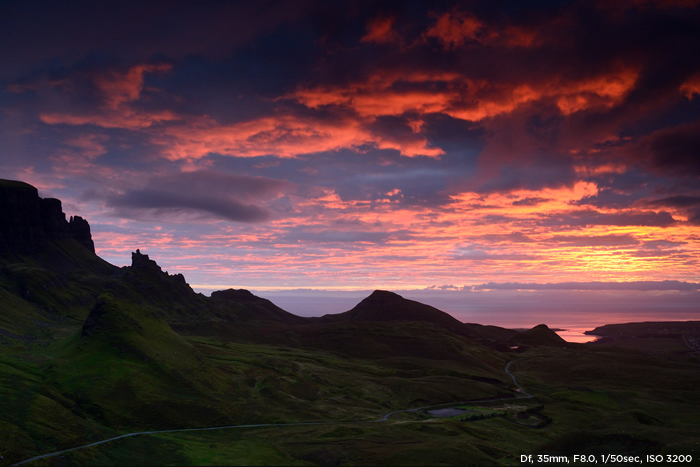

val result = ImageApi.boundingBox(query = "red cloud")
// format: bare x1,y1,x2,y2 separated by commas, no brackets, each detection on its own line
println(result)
361,17,397,44
40,64,176,129
680,74,700,99
156,114,443,160
423,9,541,49
424,11,486,49
94,64,172,110
293,68,638,122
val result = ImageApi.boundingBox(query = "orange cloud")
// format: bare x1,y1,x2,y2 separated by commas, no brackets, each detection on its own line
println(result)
554,69,639,114
361,17,397,44
680,74,700,99
236,179,696,286
574,162,628,176
157,114,443,160
292,70,461,116
38,62,636,162
94,178,698,287
424,11,486,49
293,68,638,122
94,64,172,110
39,63,177,129
37,64,442,158
423,10,541,49
445,83,541,121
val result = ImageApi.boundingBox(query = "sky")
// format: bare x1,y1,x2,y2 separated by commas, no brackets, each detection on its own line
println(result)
2,0,700,302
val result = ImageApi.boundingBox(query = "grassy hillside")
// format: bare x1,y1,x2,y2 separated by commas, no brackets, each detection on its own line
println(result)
12,338,700,466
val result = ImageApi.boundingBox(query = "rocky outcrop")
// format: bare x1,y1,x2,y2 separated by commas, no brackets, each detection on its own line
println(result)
122,249,193,303
131,249,163,272
0,179,96,255
40,198,71,240
130,249,188,285
68,216,95,253
0,180,44,254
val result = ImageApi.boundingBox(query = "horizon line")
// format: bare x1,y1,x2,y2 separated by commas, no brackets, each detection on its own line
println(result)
190,280,700,293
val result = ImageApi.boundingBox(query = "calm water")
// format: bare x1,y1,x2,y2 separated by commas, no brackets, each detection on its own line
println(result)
554,329,599,343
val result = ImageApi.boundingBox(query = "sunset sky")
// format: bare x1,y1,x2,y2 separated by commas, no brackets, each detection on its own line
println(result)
2,0,700,295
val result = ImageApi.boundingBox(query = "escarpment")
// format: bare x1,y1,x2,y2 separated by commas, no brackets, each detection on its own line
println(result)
0,179,95,255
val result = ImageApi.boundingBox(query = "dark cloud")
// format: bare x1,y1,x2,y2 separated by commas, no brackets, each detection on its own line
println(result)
107,170,294,222
646,122,700,176
108,189,271,222
512,197,550,206
646,195,700,208
539,210,676,227
575,189,639,209
0,1,314,78
476,164,577,194
643,195,700,225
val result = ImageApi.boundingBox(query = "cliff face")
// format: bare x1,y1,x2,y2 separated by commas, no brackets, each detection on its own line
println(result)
0,179,96,255
68,215,96,252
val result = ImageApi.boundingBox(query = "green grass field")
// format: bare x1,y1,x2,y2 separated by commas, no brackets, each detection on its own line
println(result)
4,330,699,466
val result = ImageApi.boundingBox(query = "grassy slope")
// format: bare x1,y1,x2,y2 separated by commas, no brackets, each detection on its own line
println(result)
30,341,700,466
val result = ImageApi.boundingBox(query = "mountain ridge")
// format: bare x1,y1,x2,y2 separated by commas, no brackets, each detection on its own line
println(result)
318,289,466,329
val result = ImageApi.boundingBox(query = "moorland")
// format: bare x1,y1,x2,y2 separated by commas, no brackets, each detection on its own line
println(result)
1,179,699,466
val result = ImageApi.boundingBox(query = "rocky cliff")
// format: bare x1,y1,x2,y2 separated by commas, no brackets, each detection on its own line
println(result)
0,179,95,255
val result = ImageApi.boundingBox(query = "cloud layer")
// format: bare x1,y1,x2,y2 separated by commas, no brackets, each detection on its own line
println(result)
1,0,699,289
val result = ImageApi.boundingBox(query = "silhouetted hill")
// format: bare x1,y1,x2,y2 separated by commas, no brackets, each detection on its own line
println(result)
509,324,567,347
211,289,307,324
318,290,465,329
314,291,521,349
463,322,519,341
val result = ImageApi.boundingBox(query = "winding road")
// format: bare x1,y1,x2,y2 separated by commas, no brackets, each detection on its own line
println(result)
505,359,532,397
12,360,531,466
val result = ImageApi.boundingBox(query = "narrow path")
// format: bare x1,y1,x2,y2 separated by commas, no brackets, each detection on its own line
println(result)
13,359,532,466
505,359,532,397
